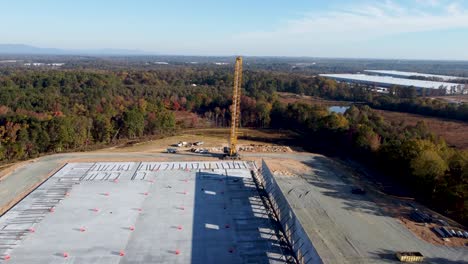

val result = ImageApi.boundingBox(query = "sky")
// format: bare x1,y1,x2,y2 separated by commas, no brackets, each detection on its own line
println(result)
1,0,468,60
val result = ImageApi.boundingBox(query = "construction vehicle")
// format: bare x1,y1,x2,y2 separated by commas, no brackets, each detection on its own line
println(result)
167,148,178,153
223,56,242,160
395,252,424,262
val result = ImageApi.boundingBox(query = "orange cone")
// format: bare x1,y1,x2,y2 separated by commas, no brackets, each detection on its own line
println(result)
129,226,135,231
93,208,99,212
105,192,110,196
175,249,180,255
63,252,69,258
29,227,35,233
79,227,86,232
177,225,183,230
3,254,11,260
119,250,125,256
49,207,55,213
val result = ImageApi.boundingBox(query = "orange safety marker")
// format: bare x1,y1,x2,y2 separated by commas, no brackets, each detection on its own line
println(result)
63,252,69,258
49,207,55,213
3,254,11,260
79,227,86,232
175,249,180,255
29,227,35,233
177,225,183,230
119,250,125,256
129,226,135,231
143,192,149,196
93,208,99,212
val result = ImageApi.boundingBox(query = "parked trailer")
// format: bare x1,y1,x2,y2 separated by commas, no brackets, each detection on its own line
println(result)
432,227,446,238
396,252,424,262
441,227,453,237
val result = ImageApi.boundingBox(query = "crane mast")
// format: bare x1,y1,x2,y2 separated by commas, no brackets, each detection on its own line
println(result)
227,56,242,158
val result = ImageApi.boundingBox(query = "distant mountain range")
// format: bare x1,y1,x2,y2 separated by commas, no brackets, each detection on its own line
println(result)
0,44,150,55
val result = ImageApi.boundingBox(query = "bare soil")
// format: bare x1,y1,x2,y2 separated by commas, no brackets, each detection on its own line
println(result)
375,110,468,149
277,92,354,106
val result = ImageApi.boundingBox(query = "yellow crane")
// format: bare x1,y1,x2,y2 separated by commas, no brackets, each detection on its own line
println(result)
224,56,242,159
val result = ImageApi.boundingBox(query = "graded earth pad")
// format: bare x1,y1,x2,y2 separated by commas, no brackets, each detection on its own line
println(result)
0,161,293,263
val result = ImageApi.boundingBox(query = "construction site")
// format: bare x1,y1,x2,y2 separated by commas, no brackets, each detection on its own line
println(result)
1,57,468,264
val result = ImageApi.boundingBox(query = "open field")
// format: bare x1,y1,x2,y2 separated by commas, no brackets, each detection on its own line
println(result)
277,92,354,107
431,95,468,104
102,128,296,153
374,110,468,149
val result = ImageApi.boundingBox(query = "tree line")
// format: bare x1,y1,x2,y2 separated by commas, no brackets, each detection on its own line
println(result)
269,102,468,226
0,68,466,224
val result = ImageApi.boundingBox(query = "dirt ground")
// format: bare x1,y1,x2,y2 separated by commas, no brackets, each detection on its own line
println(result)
431,95,468,104
375,110,468,149
99,128,295,154
277,92,354,106
261,158,311,177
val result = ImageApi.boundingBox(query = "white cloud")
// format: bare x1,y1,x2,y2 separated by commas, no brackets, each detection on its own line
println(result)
446,2,462,14
228,1,468,57
415,0,440,7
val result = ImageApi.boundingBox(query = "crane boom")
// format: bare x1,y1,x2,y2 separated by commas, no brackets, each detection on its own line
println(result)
228,56,243,157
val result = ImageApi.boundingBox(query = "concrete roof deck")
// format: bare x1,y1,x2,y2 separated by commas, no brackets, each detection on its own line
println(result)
0,161,293,263
266,157,468,264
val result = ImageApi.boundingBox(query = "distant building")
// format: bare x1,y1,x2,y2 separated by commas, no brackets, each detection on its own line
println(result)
319,73,466,95
364,70,467,81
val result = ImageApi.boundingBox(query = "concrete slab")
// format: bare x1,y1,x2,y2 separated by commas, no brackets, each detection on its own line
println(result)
262,158,468,264
0,161,292,264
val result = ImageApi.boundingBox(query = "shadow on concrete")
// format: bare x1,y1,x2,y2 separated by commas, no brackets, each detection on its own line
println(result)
191,171,291,263
297,156,394,218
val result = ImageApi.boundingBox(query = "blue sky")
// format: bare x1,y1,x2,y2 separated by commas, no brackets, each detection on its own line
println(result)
1,0,468,59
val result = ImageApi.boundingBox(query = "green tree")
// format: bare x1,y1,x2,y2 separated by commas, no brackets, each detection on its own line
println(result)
122,109,145,139
411,149,448,199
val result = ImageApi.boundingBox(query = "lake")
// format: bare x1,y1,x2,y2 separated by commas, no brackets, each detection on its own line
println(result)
328,106,350,114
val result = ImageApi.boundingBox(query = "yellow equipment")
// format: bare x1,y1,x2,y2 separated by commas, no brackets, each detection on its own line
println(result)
395,252,424,262
224,56,243,159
